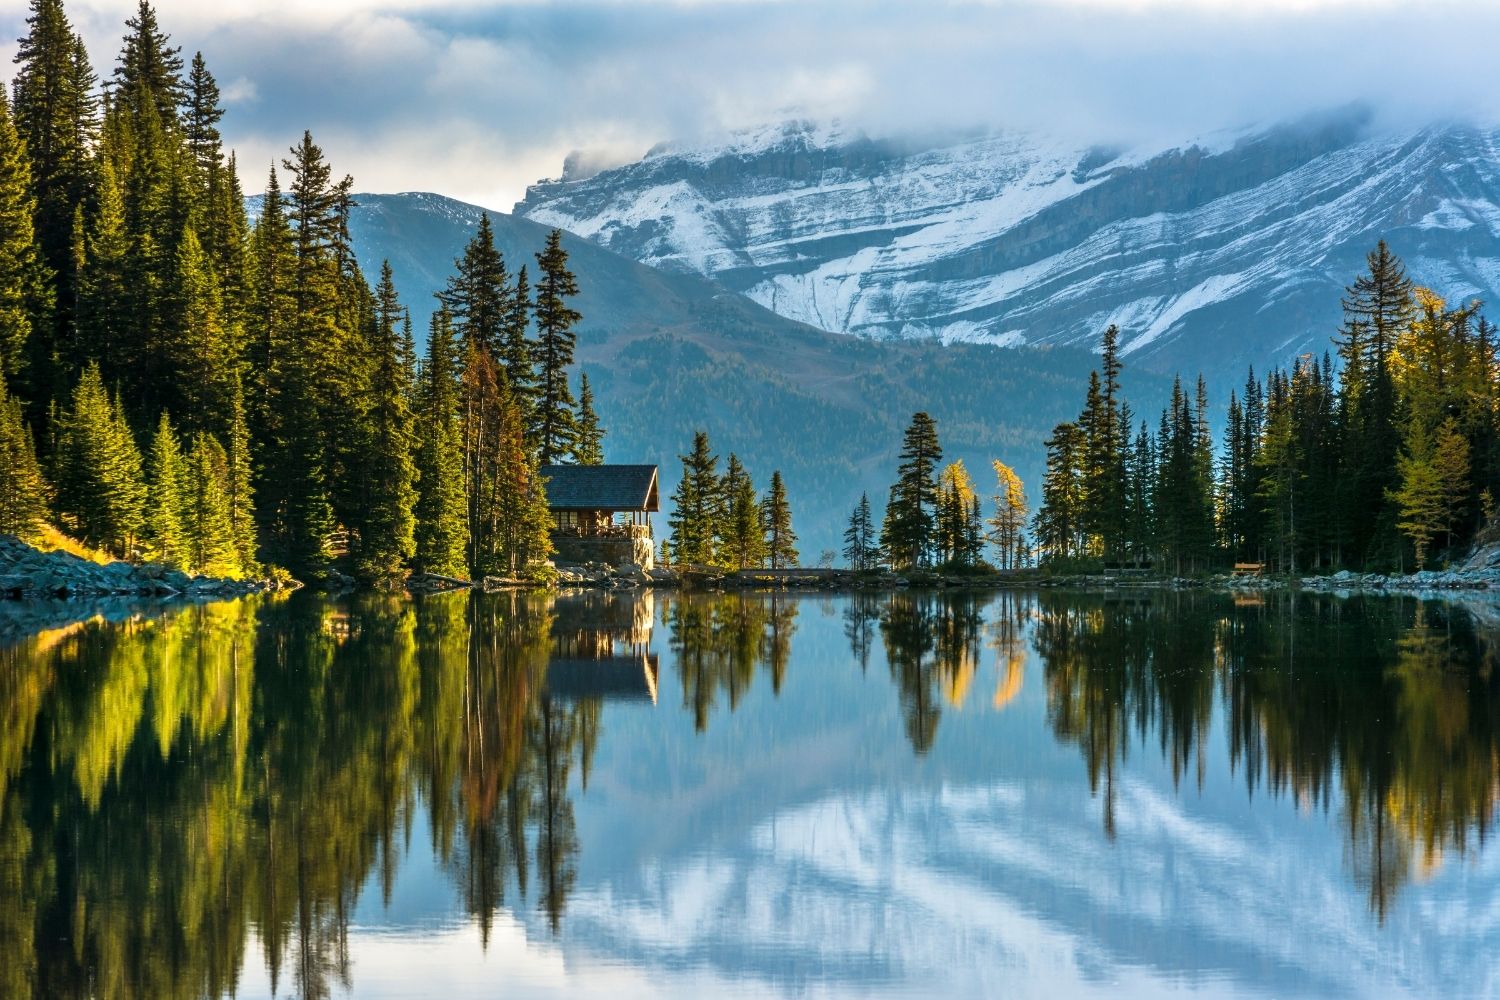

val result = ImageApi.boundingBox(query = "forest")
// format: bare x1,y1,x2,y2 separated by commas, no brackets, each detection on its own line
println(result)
0,0,606,584
1032,242,1500,574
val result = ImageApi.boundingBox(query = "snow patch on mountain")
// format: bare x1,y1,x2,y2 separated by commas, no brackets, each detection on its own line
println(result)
516,112,1500,378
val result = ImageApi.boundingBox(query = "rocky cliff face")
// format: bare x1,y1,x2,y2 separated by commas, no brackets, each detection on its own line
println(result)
515,111,1500,378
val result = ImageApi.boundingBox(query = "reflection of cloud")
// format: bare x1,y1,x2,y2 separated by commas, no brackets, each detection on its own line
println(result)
2,1,1496,208
555,781,1496,998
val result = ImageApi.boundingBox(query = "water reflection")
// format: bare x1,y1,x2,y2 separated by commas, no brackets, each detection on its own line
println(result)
0,588,1496,997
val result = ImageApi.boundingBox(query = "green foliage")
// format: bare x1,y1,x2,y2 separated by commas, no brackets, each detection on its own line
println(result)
720,454,765,570
882,412,942,569
763,469,798,569
574,371,604,465
669,430,723,566
184,430,240,577
0,374,49,536
53,363,146,556
532,229,581,465
843,491,878,570
145,411,188,568
414,308,468,577
352,261,419,582
0,87,49,382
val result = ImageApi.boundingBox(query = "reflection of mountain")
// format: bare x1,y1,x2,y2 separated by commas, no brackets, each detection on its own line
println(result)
1,590,1499,997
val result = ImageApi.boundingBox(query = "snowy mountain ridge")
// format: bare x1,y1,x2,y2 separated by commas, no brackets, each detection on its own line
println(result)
514,110,1500,378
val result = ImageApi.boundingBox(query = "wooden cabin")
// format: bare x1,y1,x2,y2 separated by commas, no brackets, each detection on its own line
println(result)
540,464,660,568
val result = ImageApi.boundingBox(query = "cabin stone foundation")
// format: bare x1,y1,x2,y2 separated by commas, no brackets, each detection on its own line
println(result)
553,528,655,570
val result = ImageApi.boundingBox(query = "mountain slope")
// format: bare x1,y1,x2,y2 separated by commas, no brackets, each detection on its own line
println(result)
513,111,1500,379
251,192,1162,552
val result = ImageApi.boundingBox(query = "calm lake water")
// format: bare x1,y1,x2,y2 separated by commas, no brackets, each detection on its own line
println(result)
2,588,1498,999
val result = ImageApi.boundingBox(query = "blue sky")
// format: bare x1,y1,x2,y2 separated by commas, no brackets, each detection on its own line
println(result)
4,0,1495,209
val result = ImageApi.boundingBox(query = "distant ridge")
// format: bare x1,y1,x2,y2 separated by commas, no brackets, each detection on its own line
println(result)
513,110,1500,379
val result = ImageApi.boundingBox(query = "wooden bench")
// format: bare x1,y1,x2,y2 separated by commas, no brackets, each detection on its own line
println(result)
1232,562,1265,576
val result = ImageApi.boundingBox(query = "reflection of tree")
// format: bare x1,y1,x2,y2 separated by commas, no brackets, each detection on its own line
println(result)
1033,591,1500,916
880,592,982,754
667,594,800,730
842,594,881,673
0,588,608,998
988,592,1028,711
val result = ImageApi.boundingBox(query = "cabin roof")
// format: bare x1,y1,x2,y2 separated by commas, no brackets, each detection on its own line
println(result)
540,464,660,512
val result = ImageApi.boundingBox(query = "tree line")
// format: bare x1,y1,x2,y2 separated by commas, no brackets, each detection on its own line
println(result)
0,0,602,583
1033,242,1500,573
664,429,799,570
843,411,1030,572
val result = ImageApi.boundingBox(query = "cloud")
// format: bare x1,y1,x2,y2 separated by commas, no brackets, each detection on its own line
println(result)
2,0,1497,209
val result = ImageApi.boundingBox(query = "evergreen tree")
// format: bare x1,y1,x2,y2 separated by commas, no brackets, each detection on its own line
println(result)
574,371,604,465
53,363,146,556
1033,421,1085,561
352,261,418,581
13,0,97,398
0,87,49,381
720,453,765,571
413,308,468,577
146,410,188,568
182,51,223,177
882,411,942,569
112,1,185,126
0,375,49,535
184,430,238,577
843,491,878,571
169,226,236,426
763,470,798,569
668,430,722,566
532,230,581,464
224,377,257,573
442,213,511,359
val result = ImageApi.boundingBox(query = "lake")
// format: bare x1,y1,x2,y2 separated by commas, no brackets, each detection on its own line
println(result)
1,588,1497,999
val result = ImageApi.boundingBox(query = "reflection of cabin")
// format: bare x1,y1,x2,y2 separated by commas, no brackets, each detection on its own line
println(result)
540,464,660,569
545,591,659,703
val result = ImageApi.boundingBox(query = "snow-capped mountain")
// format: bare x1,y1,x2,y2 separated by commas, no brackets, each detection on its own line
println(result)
514,109,1500,378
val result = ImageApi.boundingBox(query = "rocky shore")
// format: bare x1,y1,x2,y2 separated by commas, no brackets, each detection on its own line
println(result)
0,535,294,601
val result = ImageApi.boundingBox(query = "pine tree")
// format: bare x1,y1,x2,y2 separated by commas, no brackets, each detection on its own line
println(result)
442,213,512,360
53,363,146,556
843,492,877,571
413,308,468,577
720,453,765,570
882,412,942,569
224,377,257,573
146,410,188,568
112,1,185,126
0,375,50,536
574,371,604,465
532,230,581,464
353,261,418,581
170,226,236,426
1033,421,1085,561
184,431,239,577
668,430,722,566
182,51,223,177
13,0,97,399
763,470,798,569
0,87,49,381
